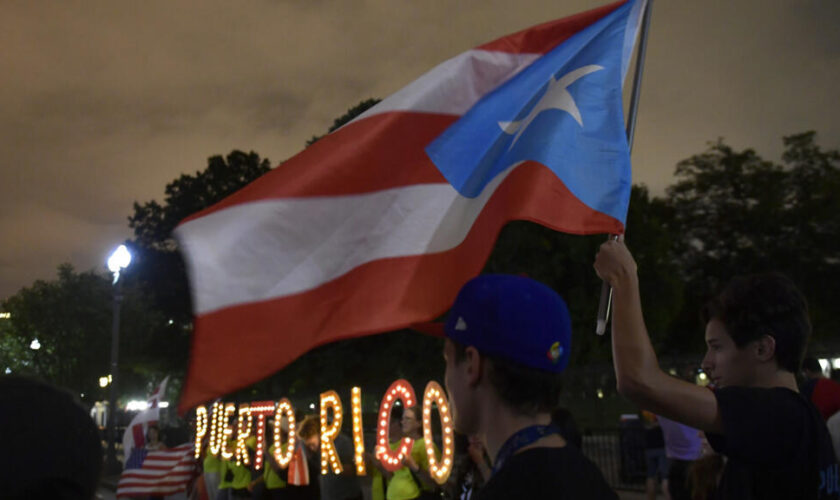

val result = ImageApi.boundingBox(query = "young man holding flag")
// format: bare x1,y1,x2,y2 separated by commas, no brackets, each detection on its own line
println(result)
594,240,839,499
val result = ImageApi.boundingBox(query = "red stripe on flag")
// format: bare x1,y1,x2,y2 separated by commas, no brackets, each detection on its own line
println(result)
131,423,145,449
116,445,196,498
179,161,621,410
181,112,453,224
477,0,626,54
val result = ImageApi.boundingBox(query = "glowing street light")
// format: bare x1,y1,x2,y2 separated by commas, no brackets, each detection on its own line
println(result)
29,339,41,350
107,245,132,284
105,244,132,473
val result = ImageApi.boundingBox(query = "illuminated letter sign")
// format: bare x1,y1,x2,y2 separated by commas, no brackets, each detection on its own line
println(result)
249,401,275,470
235,404,253,465
320,390,344,474
274,398,296,468
351,386,366,475
220,402,236,459
375,379,416,472
194,405,208,459
422,381,455,484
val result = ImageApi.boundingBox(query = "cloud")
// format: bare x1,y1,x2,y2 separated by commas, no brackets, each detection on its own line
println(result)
0,0,838,298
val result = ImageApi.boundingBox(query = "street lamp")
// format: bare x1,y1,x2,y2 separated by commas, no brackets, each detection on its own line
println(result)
105,244,131,473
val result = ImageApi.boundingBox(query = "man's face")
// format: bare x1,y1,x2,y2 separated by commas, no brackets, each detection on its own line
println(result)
303,434,319,454
443,339,476,435
400,410,421,436
701,318,757,388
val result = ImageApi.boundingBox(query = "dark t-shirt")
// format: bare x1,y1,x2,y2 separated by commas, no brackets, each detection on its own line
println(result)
474,446,617,500
706,386,839,499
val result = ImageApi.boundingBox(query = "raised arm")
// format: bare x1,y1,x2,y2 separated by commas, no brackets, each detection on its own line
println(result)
594,239,722,433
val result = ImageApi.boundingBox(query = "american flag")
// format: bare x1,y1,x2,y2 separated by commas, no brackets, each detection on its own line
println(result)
116,443,197,497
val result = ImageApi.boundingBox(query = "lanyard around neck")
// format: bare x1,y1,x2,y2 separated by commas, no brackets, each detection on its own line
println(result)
491,424,559,476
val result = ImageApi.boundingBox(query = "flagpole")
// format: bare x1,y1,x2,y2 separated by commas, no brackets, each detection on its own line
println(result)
596,0,654,335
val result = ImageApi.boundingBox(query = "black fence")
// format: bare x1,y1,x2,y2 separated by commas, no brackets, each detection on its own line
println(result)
581,426,647,492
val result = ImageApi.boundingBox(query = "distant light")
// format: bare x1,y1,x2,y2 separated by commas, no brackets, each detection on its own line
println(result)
107,245,132,283
168,319,174,325
29,339,41,350
99,376,111,388
4,368,10,374
668,368,677,376
0,312,10,319
596,389,605,399
833,358,840,370
698,372,708,381
81,393,85,398
309,403,316,410
819,359,830,373
126,400,150,412
160,401,169,408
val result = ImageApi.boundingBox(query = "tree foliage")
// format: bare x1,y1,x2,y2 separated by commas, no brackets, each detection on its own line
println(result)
306,98,381,146
0,265,164,403
664,132,840,347
126,150,273,376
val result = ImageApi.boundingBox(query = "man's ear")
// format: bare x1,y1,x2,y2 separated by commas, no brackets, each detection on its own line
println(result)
464,346,483,387
754,335,777,363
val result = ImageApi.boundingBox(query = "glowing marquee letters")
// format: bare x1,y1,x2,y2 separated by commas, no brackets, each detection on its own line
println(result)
194,405,208,459
250,401,276,470
375,379,416,472
235,403,252,465
319,390,344,475
194,378,454,482
422,381,454,484
351,386,366,475
273,398,296,467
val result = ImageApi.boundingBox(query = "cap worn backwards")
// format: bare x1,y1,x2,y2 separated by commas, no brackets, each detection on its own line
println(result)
443,274,572,373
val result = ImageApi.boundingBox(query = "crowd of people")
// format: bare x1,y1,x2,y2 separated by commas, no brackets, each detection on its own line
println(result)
4,239,840,499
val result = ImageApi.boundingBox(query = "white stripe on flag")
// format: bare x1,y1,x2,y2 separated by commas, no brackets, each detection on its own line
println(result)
353,50,539,122
178,162,521,315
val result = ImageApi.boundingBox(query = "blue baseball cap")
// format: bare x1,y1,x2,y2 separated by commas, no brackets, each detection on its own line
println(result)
443,274,572,373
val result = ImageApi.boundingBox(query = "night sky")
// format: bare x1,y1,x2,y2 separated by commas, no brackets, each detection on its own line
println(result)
2,1,838,300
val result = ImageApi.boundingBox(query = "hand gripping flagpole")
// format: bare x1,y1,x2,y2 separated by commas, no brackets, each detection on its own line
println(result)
596,0,654,335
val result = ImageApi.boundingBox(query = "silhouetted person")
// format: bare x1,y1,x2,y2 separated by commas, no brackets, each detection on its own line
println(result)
0,376,103,499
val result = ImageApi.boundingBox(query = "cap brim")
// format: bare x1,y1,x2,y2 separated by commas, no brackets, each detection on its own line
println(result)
409,321,446,338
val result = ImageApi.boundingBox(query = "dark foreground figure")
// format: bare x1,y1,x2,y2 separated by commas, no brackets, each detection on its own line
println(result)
0,376,103,499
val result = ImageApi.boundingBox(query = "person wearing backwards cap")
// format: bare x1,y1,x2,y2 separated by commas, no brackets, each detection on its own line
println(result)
441,274,617,500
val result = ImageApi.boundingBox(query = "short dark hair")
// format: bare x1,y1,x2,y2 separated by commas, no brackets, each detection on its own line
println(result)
298,415,320,439
452,340,563,416
701,273,810,373
802,357,822,374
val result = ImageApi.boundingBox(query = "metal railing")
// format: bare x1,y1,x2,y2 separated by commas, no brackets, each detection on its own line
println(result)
581,428,646,492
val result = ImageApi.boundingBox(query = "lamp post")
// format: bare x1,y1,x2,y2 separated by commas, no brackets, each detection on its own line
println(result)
105,244,131,473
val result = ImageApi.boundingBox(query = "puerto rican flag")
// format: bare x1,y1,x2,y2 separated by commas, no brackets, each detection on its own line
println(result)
117,443,197,497
122,376,169,463
176,0,647,412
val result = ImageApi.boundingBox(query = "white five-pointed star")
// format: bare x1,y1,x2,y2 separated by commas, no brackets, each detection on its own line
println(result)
498,64,604,150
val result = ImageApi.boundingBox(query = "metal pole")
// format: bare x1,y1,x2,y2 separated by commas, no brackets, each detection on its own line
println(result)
596,0,654,335
105,277,123,473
